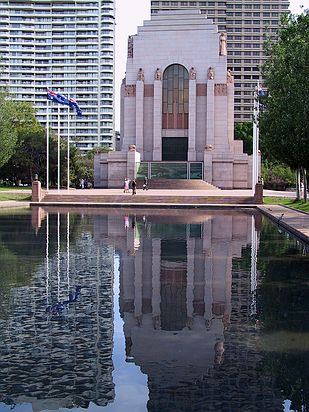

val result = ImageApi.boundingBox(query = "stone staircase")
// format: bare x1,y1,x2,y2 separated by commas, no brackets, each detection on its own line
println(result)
136,179,217,190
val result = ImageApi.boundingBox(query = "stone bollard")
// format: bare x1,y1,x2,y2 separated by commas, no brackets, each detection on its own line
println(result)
254,183,263,204
32,179,43,202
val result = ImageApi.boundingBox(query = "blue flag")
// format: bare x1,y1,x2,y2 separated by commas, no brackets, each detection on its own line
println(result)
68,97,83,118
47,89,82,117
258,87,267,98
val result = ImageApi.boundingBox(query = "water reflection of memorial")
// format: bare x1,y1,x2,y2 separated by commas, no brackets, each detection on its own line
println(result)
116,211,283,411
0,211,115,411
0,207,293,412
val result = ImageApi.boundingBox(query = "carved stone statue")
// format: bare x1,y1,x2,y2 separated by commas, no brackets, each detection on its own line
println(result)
219,32,227,56
137,67,144,81
205,144,213,151
208,67,215,80
190,67,197,80
227,69,233,83
155,67,162,80
128,35,133,58
128,144,136,152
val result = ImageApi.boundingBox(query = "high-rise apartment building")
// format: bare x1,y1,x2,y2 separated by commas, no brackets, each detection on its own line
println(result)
151,0,289,122
0,0,115,151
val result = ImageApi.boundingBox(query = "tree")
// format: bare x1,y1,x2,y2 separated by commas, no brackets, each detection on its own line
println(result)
260,11,309,199
234,122,253,155
0,91,39,168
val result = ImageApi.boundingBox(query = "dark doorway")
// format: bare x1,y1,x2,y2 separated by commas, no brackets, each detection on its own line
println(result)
162,137,188,161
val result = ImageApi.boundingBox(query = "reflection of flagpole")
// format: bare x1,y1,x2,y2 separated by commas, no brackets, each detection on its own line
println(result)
46,212,49,305
250,215,258,316
57,89,61,192
46,91,49,192
67,102,70,192
57,212,60,302
67,212,70,293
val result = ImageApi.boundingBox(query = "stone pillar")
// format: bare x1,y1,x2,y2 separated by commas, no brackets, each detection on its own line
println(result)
153,79,162,160
127,147,141,179
136,80,144,157
254,183,263,204
122,84,136,151
206,78,215,148
227,76,234,151
32,180,44,202
204,147,213,183
188,79,197,161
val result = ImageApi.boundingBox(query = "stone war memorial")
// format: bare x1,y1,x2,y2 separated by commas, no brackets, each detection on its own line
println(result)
94,10,252,189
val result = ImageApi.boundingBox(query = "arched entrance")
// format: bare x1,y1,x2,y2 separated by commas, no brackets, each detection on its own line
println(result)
162,64,189,161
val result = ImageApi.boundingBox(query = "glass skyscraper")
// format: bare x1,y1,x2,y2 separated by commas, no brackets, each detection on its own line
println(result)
0,0,115,151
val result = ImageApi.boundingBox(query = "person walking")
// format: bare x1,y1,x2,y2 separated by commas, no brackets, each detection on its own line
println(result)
131,179,137,195
143,176,148,191
123,177,130,193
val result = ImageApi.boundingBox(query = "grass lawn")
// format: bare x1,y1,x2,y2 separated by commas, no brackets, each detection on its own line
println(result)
0,186,31,191
263,197,309,213
0,193,31,201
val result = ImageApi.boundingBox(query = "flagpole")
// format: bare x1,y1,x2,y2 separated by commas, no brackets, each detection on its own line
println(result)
67,97,70,192
252,82,259,192
57,90,61,193
46,90,49,192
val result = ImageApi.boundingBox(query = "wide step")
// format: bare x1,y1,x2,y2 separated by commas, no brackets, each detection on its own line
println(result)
136,179,218,190
41,194,255,205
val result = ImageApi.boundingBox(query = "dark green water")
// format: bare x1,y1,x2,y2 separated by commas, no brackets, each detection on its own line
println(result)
0,207,308,412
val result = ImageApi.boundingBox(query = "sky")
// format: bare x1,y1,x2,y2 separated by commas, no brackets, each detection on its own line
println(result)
114,0,309,129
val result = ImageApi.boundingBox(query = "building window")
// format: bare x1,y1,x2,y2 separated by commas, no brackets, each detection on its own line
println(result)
162,64,189,129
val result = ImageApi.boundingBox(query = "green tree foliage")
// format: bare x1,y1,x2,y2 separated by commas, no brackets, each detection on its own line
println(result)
260,11,309,170
234,122,253,155
0,91,39,168
0,126,93,188
262,159,295,190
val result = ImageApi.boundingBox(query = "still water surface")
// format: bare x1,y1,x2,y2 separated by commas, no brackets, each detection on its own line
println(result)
0,207,308,412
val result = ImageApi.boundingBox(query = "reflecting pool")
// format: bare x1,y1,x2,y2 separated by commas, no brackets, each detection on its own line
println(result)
0,207,308,412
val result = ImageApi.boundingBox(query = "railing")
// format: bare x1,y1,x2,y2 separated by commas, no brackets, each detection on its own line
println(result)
137,162,203,180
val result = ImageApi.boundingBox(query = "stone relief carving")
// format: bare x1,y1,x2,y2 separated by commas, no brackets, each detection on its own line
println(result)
208,67,215,80
205,144,213,151
155,67,162,80
190,67,197,80
128,144,136,151
128,35,133,58
124,85,136,97
227,69,233,83
137,67,144,81
214,84,227,96
219,32,227,56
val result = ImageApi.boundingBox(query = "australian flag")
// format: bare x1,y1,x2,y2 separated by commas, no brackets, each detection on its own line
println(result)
47,89,82,117
258,86,267,98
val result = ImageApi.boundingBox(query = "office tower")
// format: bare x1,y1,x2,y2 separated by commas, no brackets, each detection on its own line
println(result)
150,0,289,122
0,0,115,151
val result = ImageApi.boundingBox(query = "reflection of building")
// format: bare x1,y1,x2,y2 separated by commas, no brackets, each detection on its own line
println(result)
26,207,284,410
0,213,115,411
117,212,249,402
113,210,282,411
